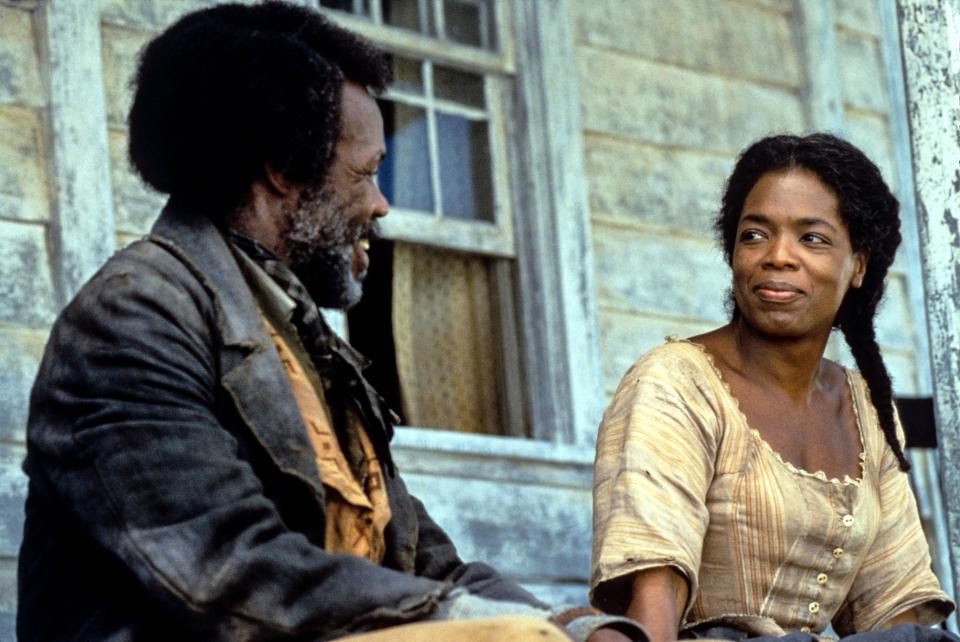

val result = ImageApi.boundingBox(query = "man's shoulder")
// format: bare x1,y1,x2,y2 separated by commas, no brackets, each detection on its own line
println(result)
85,237,206,298
55,236,219,335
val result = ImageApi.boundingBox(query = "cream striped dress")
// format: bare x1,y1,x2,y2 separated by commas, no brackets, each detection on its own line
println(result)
591,339,953,636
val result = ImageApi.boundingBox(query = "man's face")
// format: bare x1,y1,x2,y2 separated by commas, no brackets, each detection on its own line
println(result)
278,81,388,309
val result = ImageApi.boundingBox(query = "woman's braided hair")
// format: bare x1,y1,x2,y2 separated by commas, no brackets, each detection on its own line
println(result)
717,133,909,471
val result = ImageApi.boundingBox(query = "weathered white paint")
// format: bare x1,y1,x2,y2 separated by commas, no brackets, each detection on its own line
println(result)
897,0,960,601
878,1,956,618
380,207,515,257
509,0,605,445
393,427,595,471
908,449,959,631
393,427,594,601
795,0,845,133
324,9,515,75
878,0,934,395
42,0,115,303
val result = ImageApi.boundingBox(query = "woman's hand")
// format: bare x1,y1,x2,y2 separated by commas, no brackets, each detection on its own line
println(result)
623,567,689,642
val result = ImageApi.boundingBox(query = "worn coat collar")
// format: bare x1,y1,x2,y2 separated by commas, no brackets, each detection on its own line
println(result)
148,202,330,498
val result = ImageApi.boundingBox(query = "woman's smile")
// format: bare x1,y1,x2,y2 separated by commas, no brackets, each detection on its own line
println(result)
753,280,804,303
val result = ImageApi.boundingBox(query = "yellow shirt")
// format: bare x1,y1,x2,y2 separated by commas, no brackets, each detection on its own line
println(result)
591,339,953,636
231,243,391,563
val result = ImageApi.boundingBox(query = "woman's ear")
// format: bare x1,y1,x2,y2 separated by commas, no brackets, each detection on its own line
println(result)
851,251,868,288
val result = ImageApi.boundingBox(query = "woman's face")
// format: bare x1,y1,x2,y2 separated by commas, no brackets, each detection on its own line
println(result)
731,168,867,339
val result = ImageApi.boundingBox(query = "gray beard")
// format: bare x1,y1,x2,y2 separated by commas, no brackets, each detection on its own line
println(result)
280,186,371,310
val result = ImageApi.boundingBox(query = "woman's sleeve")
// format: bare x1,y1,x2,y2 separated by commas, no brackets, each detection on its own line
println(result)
833,410,955,634
590,344,721,617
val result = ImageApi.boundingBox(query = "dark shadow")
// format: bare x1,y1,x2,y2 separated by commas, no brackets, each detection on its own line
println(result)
347,238,406,424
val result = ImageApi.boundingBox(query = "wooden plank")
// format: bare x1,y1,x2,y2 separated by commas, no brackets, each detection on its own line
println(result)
508,0,605,445
0,556,14,642
392,428,595,588
896,0,960,601
795,0,845,132
42,0,116,303
908,449,958,631
878,0,934,394
0,443,26,559
321,9,516,75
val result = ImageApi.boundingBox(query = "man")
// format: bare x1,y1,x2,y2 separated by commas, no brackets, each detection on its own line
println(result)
17,3,644,641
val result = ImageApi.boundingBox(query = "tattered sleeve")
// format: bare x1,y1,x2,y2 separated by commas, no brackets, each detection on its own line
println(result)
590,342,722,617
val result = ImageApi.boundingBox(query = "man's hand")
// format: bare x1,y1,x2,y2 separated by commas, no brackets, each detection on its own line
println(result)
587,628,636,642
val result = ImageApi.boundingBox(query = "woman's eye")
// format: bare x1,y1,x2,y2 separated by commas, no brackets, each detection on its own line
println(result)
739,230,765,242
802,233,828,244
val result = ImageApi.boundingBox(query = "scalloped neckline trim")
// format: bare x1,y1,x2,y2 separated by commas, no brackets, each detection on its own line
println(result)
667,335,866,487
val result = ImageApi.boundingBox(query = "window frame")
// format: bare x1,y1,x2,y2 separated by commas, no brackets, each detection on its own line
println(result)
323,0,605,446
323,4,516,257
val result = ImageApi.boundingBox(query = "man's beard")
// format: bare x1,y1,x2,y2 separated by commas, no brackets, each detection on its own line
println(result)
279,185,377,310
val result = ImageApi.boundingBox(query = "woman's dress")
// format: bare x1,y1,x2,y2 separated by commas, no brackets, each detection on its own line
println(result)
591,339,953,637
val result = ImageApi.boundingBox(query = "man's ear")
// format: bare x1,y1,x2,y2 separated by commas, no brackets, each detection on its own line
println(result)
263,164,294,196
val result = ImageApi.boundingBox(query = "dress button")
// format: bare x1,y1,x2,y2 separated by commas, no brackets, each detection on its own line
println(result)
809,601,820,614
800,627,812,633
832,547,844,558
817,573,828,585
842,514,855,527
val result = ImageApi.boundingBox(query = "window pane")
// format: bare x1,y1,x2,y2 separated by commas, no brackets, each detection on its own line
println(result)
389,55,424,95
443,0,494,50
319,0,370,17
379,100,434,212
433,65,484,108
436,113,493,222
382,0,426,33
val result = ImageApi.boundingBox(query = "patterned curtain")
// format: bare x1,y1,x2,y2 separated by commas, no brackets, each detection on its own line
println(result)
392,242,503,434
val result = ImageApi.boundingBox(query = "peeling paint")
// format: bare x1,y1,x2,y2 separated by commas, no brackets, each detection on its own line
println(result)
945,208,960,243
898,0,960,601
0,58,15,99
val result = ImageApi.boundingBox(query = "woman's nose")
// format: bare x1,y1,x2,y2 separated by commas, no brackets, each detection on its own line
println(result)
762,236,798,268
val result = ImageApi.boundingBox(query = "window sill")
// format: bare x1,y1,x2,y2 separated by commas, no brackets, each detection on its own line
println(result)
391,426,594,488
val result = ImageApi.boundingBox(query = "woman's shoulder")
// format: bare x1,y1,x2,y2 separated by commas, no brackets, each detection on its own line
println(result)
624,336,715,376
614,336,727,401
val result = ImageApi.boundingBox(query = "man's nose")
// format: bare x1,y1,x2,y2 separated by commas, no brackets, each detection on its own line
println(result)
372,183,389,218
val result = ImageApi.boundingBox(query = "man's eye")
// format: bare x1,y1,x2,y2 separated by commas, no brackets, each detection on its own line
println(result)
739,230,764,241
802,233,828,244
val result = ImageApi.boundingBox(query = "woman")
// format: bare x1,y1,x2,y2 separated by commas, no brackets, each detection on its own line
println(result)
591,133,954,642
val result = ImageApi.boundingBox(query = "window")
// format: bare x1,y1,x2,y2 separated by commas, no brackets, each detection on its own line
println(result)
322,0,603,446
320,0,526,437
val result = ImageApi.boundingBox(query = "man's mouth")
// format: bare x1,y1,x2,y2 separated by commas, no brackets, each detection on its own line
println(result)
348,221,380,279
352,235,372,278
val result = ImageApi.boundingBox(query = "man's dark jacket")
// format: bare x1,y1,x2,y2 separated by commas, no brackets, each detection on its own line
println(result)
18,204,542,641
